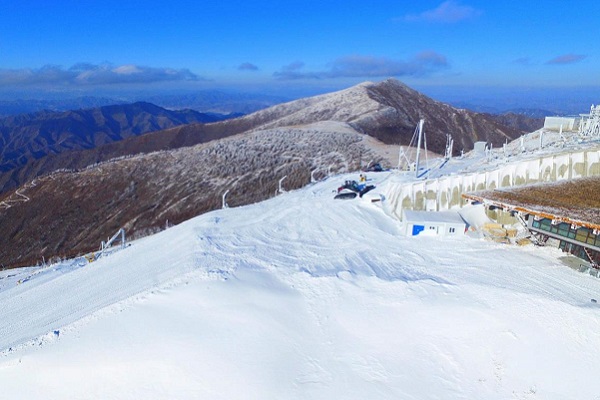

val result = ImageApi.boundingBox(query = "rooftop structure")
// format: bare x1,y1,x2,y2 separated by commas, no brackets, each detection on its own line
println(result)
463,177,600,268
463,177,600,229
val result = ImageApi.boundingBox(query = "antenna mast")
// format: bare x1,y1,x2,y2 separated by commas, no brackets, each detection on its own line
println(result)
415,119,424,178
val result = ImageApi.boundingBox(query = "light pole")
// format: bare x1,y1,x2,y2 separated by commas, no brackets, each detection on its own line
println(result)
222,189,230,209
278,176,288,194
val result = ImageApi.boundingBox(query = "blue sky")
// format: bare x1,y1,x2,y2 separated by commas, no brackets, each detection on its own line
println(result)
0,0,598,108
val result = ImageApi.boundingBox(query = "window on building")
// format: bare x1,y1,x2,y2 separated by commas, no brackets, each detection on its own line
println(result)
532,218,599,251
576,229,589,243
557,223,569,237
539,219,552,231
449,227,455,233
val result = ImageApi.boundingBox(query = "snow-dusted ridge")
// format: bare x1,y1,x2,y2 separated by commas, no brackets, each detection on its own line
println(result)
0,78,526,269
1,170,600,399
0,121,386,268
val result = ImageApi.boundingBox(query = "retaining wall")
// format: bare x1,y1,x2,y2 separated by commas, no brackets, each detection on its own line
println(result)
383,147,600,220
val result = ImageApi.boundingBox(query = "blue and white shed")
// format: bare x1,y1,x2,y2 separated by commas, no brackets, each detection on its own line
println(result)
402,210,467,237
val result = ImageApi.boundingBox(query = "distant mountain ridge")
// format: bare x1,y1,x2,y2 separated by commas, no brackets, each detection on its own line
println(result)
220,79,523,153
0,79,528,194
0,91,288,117
0,97,127,117
485,112,544,134
143,90,289,114
0,101,234,177
0,79,539,267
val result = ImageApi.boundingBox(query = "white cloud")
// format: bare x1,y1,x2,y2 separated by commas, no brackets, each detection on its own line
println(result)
546,54,587,65
0,63,200,87
402,1,482,23
274,52,449,80
238,62,259,71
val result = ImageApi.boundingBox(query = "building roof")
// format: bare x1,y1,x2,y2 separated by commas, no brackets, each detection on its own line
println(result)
403,210,466,225
462,177,600,230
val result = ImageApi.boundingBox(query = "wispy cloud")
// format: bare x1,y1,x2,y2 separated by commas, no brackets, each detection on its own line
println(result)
238,62,259,71
273,61,320,80
0,63,200,87
546,54,587,65
513,57,532,65
274,52,449,80
401,1,482,23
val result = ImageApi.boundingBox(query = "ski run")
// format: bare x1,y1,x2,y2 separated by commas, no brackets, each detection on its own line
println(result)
1,167,600,399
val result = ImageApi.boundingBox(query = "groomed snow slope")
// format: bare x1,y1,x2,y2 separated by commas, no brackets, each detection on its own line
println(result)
1,172,600,399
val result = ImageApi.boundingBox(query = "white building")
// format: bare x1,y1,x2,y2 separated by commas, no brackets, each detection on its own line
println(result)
543,116,578,131
402,210,467,237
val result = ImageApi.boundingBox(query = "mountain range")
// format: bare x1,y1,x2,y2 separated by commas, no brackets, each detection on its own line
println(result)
0,79,531,194
0,102,239,192
0,90,288,118
0,79,540,268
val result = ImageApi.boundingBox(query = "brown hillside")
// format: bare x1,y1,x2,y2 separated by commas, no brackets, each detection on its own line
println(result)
0,122,383,268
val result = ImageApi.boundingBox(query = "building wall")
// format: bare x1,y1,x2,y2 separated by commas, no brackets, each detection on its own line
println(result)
485,208,517,226
383,147,600,221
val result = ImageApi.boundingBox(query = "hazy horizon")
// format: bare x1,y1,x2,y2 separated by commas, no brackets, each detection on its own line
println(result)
0,80,597,116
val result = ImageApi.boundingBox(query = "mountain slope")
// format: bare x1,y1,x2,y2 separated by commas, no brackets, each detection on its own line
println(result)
0,122,383,268
232,79,522,152
364,80,522,150
0,79,531,267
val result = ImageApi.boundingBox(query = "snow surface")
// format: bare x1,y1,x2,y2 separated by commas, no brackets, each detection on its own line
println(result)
1,172,600,399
